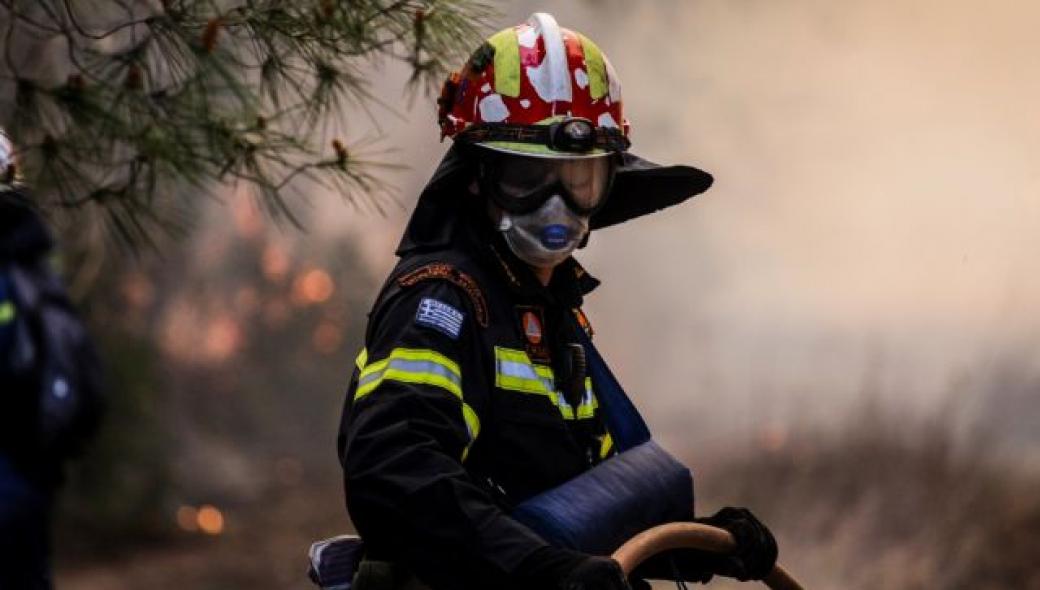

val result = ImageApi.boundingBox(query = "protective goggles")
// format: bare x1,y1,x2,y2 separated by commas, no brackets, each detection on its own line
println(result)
477,150,617,216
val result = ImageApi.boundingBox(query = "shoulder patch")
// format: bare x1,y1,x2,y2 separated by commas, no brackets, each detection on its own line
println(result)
398,263,489,327
415,297,465,339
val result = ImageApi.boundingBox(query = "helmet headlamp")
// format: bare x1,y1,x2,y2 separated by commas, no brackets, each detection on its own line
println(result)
548,118,595,153
456,117,631,156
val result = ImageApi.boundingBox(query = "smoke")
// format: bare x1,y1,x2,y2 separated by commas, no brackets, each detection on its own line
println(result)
310,0,1040,451
570,0,1040,450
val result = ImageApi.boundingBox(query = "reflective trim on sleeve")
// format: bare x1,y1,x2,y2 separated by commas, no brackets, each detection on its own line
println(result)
354,347,479,461
355,347,368,371
461,403,481,463
493,347,599,421
0,300,14,325
356,348,462,401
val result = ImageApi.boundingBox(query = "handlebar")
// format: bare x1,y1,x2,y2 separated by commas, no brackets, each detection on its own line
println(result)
611,522,805,590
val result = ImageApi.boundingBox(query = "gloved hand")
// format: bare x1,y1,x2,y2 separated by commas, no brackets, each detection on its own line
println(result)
559,555,632,590
698,506,778,581
517,546,634,590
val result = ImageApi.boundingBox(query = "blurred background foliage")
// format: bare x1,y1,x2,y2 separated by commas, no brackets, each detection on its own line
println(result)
0,0,492,246
56,197,380,585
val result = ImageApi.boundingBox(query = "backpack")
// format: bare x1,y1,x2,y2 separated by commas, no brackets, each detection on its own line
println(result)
1,261,104,461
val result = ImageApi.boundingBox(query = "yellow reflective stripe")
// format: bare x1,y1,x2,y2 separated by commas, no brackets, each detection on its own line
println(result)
0,300,14,325
599,432,614,460
551,377,597,420
356,348,462,401
578,33,607,100
494,346,554,396
574,377,598,419
355,347,368,371
354,347,479,462
494,347,598,421
489,28,521,97
496,373,551,396
461,403,481,462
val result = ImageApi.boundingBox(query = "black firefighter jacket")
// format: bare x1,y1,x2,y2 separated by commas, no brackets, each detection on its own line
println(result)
338,202,616,590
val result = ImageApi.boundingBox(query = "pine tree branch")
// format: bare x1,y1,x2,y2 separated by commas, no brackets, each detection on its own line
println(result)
1,0,496,250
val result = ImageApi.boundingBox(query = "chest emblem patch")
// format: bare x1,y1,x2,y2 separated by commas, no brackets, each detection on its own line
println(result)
522,311,543,345
516,305,550,363
415,297,465,339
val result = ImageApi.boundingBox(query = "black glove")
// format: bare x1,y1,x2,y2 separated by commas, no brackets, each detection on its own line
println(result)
698,507,778,581
517,546,633,590
560,555,632,590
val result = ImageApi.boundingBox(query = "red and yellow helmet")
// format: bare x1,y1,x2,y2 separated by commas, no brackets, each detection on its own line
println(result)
438,13,630,158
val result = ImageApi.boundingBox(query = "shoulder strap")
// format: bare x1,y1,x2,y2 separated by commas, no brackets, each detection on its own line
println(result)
571,315,651,452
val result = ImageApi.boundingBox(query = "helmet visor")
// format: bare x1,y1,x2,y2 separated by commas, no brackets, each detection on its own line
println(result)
492,154,614,214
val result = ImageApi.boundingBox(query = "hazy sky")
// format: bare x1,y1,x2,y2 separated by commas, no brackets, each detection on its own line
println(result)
307,1,1040,448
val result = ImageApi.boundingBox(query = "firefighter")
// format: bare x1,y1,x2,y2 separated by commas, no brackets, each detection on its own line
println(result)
1,130,105,589
338,13,776,590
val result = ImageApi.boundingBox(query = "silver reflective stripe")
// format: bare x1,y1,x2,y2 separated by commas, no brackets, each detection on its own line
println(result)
358,358,461,391
493,347,599,420
497,359,538,380
496,359,554,391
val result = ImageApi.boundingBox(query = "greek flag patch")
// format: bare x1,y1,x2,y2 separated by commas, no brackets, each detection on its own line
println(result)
415,297,464,339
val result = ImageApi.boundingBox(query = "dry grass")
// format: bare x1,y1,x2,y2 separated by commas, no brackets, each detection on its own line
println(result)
56,405,1040,590
688,407,1040,590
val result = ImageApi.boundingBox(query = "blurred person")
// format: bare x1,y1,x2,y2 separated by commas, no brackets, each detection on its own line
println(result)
0,130,104,589
337,13,776,590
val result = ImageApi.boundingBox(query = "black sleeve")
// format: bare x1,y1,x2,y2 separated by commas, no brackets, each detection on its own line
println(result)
338,281,579,590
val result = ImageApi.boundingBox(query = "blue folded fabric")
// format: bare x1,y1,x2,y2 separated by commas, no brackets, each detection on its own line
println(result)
513,324,695,555
577,327,651,453
512,440,694,555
